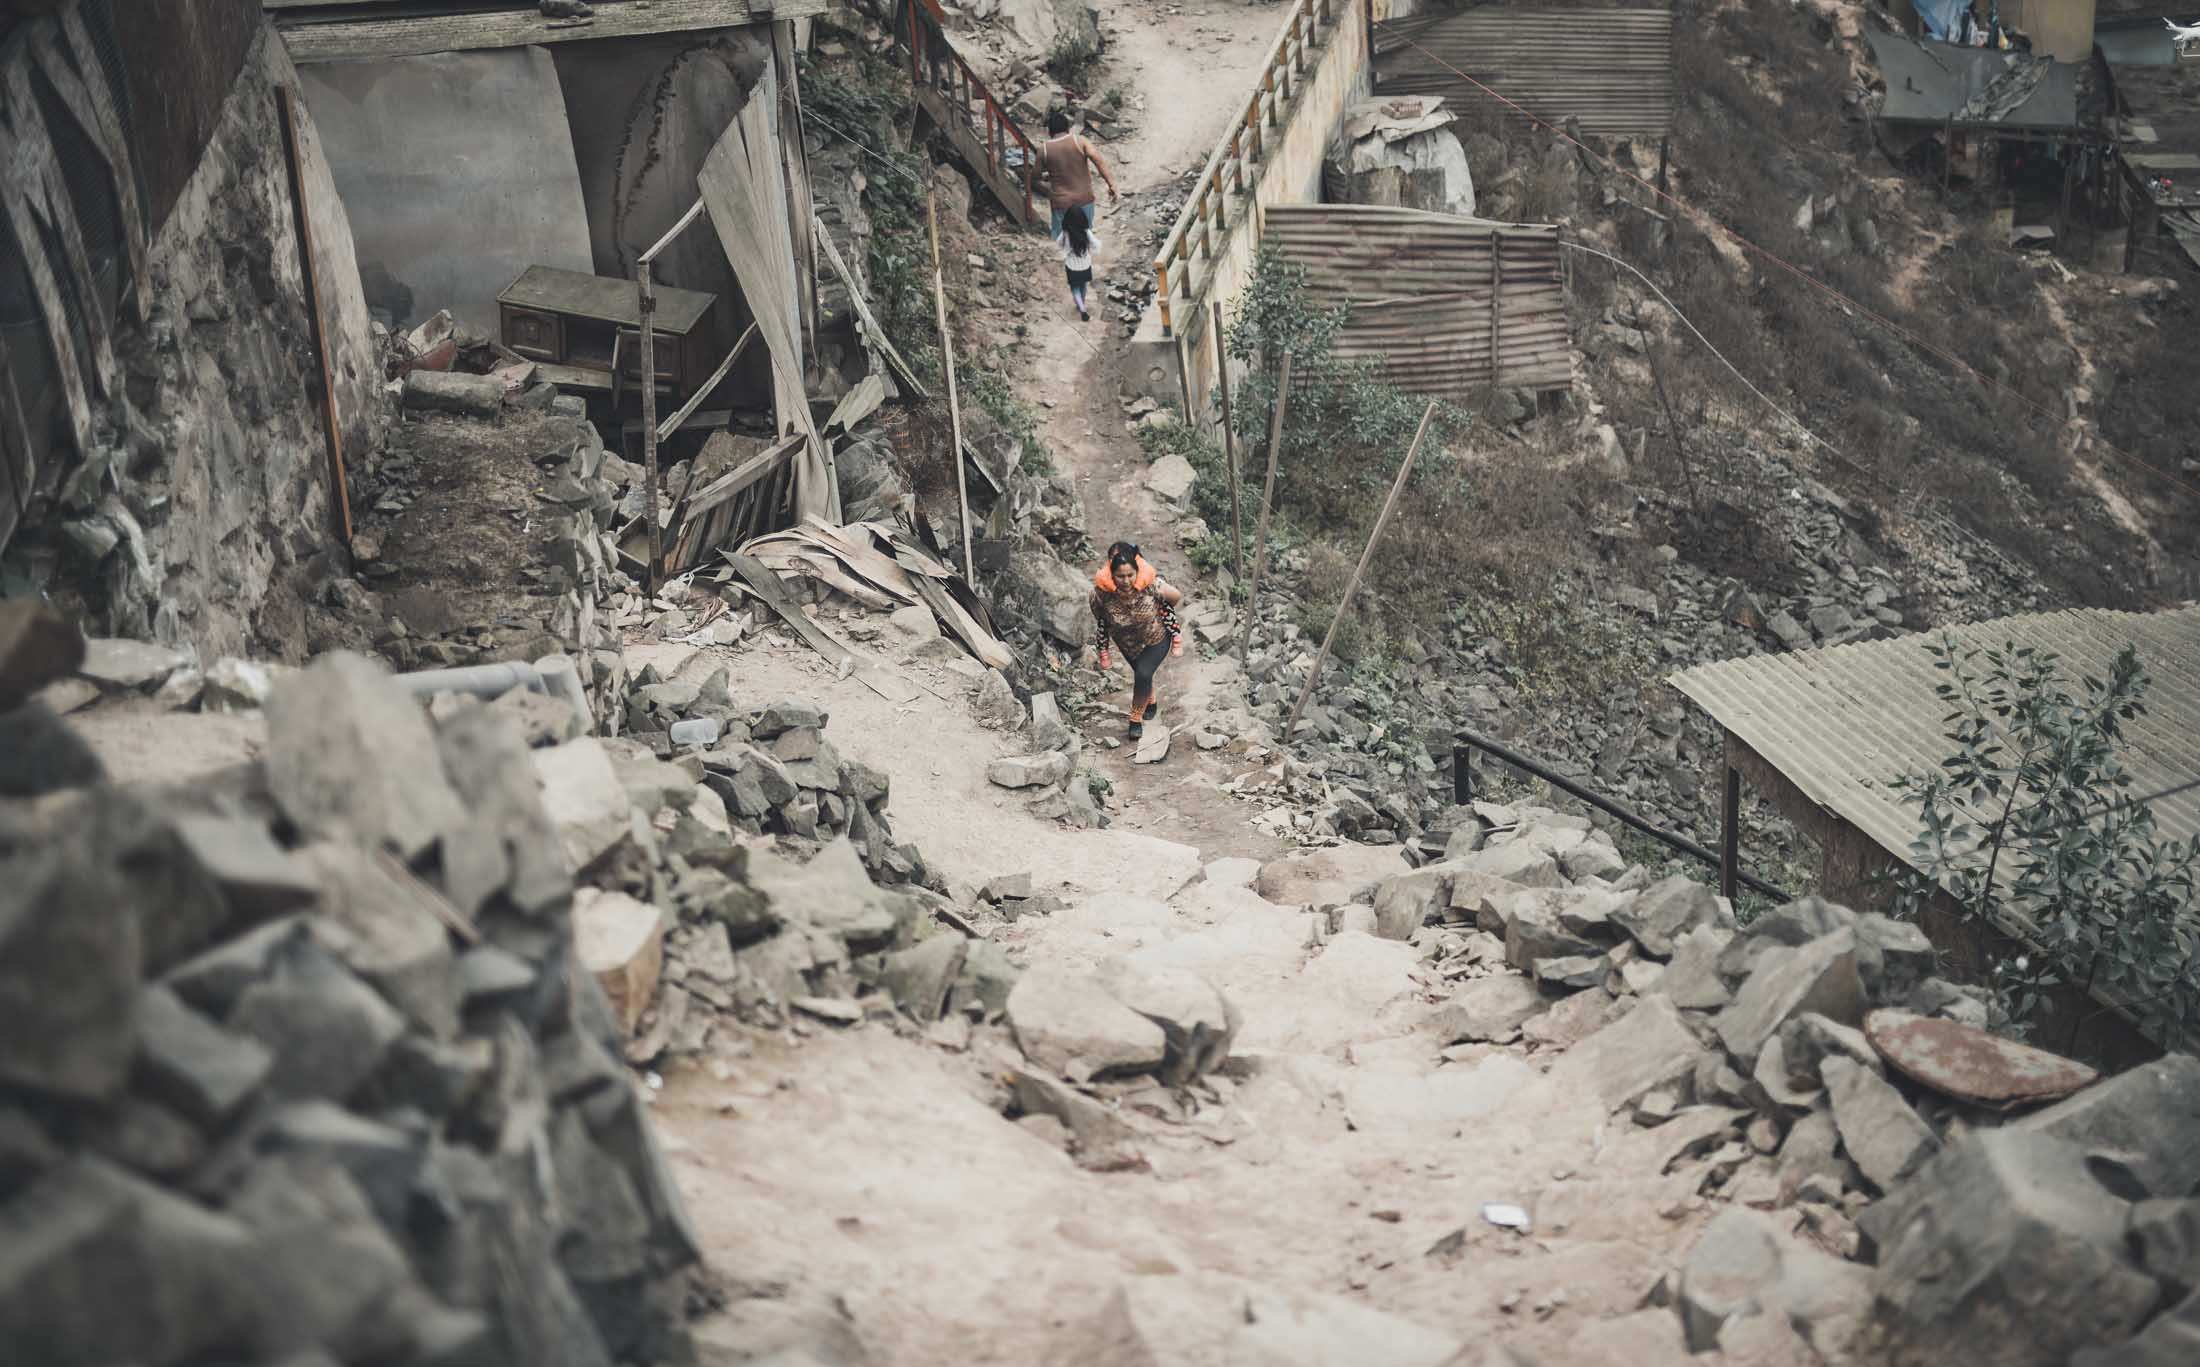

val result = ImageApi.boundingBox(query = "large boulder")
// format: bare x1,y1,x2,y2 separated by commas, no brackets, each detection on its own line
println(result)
1000,550,1093,647
995,0,1100,63
1676,1206,1872,1355
1548,994,1707,1113
1821,1056,1936,1193
1427,974,1549,1044
2006,1055,2200,1199
1095,955,1238,1085
1867,1129,2158,1367
265,652,465,863
1055,1271,1463,1366
1714,930,1865,1067
1610,875,1728,959
1006,968,1166,1079
1256,846,1411,911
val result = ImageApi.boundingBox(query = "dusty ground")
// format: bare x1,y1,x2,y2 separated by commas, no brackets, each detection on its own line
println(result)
650,10,1737,1364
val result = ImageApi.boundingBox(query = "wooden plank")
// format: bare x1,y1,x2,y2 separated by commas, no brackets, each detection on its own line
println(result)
275,85,355,551
728,552,859,668
813,213,929,399
911,571,1014,671
277,0,831,63
0,86,92,454
497,264,715,334
4,62,115,400
34,16,145,281
683,434,802,522
656,322,757,442
0,329,32,555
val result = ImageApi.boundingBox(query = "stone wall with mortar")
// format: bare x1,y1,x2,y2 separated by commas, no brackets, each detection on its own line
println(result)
5,30,389,663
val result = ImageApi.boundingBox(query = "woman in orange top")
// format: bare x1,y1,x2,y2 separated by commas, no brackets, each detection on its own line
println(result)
1090,541,1184,740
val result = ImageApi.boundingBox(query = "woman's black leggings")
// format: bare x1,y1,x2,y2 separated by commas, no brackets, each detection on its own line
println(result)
1129,638,1169,717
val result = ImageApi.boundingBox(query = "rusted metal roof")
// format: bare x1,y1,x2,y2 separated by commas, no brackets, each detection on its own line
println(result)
1865,1008,2098,1108
1261,205,1573,397
1670,605,2200,893
1372,6,1676,140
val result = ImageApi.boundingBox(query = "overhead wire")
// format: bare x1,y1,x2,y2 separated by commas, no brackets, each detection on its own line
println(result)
1394,34,2200,504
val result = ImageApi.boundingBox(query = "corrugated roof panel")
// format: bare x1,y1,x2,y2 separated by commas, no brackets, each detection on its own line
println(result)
1671,607,2200,878
1263,205,1575,397
1373,7,1676,139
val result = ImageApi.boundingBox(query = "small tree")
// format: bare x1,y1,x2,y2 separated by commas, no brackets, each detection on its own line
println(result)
1891,637,2200,1049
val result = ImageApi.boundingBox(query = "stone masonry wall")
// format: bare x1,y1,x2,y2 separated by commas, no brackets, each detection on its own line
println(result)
8,31,388,662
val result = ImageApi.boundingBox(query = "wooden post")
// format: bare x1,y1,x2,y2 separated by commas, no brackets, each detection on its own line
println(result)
639,259,662,593
273,86,352,555
1211,299,1243,585
1487,232,1503,386
926,188,975,580
1173,326,1198,429
1239,349,1294,670
1720,763,1742,904
1282,401,1437,741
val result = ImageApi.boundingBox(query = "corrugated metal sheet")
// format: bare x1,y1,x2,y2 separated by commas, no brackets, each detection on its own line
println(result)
1262,204,1573,396
1670,605,2200,887
1373,7,1675,140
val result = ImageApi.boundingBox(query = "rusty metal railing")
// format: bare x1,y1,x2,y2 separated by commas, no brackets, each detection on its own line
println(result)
1150,0,1342,337
888,0,1038,225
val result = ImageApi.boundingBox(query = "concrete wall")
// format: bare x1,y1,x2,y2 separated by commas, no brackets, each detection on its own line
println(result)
1126,0,1371,426
7,30,386,658
298,47,595,332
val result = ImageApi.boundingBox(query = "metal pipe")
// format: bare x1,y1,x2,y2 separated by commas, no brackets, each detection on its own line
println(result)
1452,728,1791,902
392,654,599,737
393,661,545,701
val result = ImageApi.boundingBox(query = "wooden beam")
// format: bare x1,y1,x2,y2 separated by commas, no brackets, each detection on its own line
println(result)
728,551,857,668
1281,402,1436,741
1239,350,1292,670
0,81,93,453
276,0,830,63
33,15,145,282
275,85,354,552
656,322,756,442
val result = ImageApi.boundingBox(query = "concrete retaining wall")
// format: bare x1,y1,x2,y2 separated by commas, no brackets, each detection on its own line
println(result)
1125,1,1371,427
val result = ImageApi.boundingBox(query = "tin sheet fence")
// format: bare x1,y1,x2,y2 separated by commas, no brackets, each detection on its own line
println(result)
1372,6,1676,140
1261,205,1573,397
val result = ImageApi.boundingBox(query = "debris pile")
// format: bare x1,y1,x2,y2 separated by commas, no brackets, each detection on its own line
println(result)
556,663,1035,1070
1365,799,2197,1365
0,638,699,1366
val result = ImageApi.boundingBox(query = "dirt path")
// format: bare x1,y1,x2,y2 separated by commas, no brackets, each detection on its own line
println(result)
648,14,1738,1365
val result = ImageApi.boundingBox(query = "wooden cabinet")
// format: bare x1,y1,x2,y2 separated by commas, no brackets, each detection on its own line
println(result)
496,265,716,397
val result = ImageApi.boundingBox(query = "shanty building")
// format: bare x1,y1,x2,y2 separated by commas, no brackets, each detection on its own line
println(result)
1863,28,2118,255
1670,605,2200,1066
2095,0,2200,274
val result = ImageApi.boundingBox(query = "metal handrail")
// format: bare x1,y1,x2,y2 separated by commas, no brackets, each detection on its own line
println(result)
1453,727,1792,902
1150,0,1340,336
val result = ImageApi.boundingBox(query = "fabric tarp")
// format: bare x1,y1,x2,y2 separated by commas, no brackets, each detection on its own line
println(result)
697,66,837,522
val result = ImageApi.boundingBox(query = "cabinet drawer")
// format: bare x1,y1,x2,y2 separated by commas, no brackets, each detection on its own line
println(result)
501,306,563,362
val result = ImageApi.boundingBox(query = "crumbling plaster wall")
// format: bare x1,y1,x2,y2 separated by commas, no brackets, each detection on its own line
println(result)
12,29,388,662
552,27,774,399
297,46,595,333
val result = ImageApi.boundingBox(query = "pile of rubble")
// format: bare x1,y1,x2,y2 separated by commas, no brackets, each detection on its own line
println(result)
542,662,1043,1074
1359,800,2200,1365
0,634,699,1366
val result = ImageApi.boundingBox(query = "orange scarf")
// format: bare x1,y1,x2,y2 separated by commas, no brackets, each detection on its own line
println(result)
1094,556,1155,593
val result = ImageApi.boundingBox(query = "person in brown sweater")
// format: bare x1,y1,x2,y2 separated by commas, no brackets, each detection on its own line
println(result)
1037,109,1119,237
1091,541,1183,741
